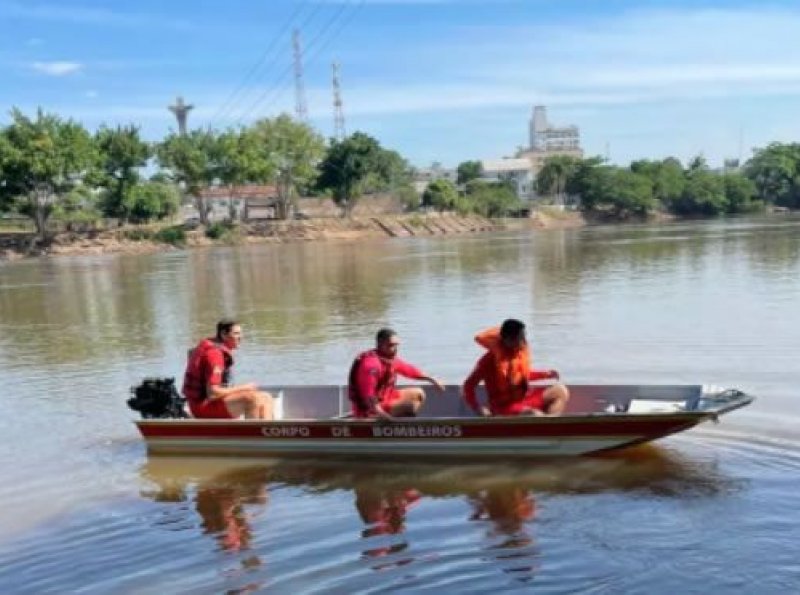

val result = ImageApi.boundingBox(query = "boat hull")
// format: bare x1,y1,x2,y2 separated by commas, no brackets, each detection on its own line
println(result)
137,414,706,458
133,384,753,458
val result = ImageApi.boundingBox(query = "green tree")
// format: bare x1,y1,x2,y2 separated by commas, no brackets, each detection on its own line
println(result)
466,180,522,217
422,179,459,212
456,160,483,185
123,181,180,223
724,173,759,213
316,132,386,217
673,166,727,216
156,129,216,225
251,115,325,219
0,108,97,242
95,124,150,222
210,127,273,222
537,155,579,205
575,165,656,218
745,142,800,208
54,184,101,229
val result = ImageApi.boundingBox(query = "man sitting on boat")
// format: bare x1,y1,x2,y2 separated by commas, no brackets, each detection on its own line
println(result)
348,328,445,419
182,320,273,419
462,319,569,417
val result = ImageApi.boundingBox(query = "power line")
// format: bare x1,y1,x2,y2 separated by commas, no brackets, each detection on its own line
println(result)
210,2,326,128
259,0,365,126
235,0,362,125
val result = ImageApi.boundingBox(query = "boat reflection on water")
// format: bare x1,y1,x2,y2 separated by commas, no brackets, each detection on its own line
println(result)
139,443,738,584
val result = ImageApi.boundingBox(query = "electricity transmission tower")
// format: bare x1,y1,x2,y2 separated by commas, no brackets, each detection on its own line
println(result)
332,62,346,140
293,29,308,122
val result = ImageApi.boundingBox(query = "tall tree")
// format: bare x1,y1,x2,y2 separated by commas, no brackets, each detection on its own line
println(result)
537,155,579,205
0,108,96,242
745,142,800,208
94,124,151,222
210,127,273,222
156,129,216,225
316,132,387,217
251,115,325,220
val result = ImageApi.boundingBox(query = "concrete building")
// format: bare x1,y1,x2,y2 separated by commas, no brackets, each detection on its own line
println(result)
528,105,581,152
193,185,280,221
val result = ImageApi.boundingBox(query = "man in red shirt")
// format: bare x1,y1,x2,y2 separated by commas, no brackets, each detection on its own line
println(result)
462,319,569,417
348,328,445,418
182,320,273,419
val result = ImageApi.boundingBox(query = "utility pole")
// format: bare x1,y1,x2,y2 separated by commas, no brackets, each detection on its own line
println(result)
293,29,308,122
332,61,346,140
168,96,194,135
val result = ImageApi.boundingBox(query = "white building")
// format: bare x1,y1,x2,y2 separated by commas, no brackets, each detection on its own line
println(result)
480,158,536,200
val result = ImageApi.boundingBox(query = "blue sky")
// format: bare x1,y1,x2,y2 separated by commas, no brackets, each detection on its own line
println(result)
2,0,800,167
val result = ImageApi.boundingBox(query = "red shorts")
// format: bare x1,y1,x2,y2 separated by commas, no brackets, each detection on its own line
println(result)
380,389,403,411
189,398,235,419
492,387,548,416
352,389,404,418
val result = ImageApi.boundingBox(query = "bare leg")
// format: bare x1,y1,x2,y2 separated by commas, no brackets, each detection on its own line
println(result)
542,383,569,415
223,391,274,420
389,388,426,417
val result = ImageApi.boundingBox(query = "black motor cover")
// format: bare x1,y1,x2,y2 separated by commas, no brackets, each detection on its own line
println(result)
127,377,188,419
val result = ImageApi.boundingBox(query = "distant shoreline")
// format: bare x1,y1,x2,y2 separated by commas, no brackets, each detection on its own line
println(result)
0,209,681,262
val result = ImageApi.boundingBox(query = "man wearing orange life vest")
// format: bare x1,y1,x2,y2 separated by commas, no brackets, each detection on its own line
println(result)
348,328,445,419
462,319,569,417
182,320,273,419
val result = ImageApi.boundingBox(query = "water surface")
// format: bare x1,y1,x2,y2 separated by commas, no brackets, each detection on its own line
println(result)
1,215,799,593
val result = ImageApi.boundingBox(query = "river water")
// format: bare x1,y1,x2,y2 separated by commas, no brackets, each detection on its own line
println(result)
0,215,798,593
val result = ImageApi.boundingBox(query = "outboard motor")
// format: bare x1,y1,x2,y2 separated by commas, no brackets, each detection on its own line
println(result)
128,377,188,419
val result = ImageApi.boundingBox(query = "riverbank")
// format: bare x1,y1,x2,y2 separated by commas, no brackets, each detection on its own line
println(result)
0,211,588,261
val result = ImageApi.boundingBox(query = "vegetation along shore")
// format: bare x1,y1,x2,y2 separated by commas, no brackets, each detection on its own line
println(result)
1,107,798,261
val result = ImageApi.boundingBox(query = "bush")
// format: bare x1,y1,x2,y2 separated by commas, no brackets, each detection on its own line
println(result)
154,225,186,246
123,228,154,241
205,221,241,242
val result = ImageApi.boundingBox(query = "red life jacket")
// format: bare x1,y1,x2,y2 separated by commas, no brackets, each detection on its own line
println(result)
182,338,234,403
348,349,394,416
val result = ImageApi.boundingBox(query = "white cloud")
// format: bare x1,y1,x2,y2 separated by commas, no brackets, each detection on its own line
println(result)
31,61,83,76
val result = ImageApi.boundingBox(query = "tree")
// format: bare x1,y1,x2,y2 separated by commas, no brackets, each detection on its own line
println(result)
210,127,272,222
537,155,579,205
251,115,325,220
0,108,97,242
724,173,759,214
575,165,656,218
316,132,386,217
745,142,800,208
630,157,684,210
123,181,180,223
673,167,727,216
466,180,522,217
156,130,216,225
422,179,459,212
95,124,150,222
456,160,483,185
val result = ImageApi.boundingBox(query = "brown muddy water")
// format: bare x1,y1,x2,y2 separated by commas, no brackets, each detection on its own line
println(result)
0,215,799,593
